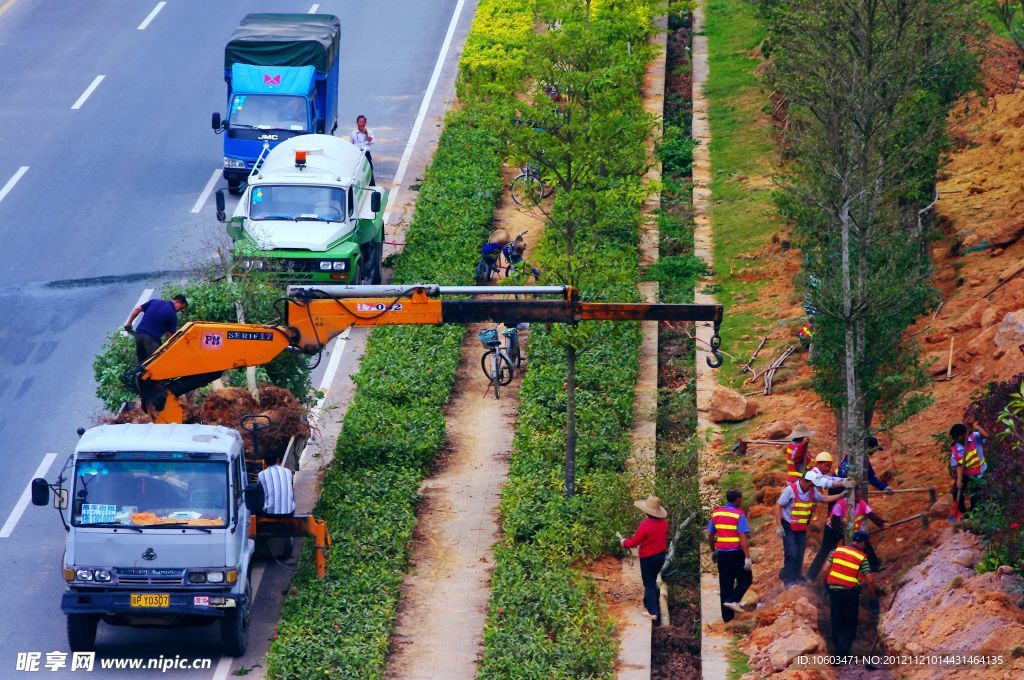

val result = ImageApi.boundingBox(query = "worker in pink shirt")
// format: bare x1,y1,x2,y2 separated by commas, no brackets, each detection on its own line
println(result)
621,495,669,622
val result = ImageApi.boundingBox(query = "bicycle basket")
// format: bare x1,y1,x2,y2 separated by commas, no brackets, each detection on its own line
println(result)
478,328,500,347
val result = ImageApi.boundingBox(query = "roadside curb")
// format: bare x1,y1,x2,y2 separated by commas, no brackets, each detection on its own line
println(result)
691,1,733,678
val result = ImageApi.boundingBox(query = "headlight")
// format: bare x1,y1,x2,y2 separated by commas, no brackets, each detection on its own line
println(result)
94,570,112,583
224,157,247,169
319,261,332,270
332,261,346,270
75,569,94,582
188,572,207,584
206,571,225,584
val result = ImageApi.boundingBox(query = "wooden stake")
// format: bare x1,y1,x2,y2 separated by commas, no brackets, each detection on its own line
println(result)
946,337,954,379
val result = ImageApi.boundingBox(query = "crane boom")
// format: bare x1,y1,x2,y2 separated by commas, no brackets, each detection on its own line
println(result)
131,285,724,423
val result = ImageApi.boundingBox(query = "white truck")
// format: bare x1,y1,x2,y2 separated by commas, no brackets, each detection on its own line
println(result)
33,424,257,655
216,133,387,284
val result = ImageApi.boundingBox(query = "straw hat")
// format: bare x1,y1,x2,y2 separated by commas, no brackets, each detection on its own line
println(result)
634,495,668,519
787,424,813,440
488,228,510,244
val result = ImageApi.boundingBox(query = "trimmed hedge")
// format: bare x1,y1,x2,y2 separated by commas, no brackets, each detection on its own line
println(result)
265,3,534,678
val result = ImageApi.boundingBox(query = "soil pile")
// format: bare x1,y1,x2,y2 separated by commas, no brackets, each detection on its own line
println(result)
111,385,309,457
879,529,1024,678
737,585,830,678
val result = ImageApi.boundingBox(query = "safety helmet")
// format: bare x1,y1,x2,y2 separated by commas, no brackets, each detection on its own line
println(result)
814,451,834,463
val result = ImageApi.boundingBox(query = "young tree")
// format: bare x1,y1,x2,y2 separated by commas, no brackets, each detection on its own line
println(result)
767,0,978,532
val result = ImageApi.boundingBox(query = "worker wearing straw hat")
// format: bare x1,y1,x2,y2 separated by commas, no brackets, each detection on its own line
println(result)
785,424,813,483
621,495,669,622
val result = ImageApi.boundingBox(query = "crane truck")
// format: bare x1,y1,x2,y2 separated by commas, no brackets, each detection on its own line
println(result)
215,135,386,285
32,285,723,656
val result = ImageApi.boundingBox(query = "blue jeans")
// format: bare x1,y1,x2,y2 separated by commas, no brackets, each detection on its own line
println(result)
640,551,666,618
779,520,807,585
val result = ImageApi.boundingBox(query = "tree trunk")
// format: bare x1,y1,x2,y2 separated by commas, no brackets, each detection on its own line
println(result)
565,344,577,498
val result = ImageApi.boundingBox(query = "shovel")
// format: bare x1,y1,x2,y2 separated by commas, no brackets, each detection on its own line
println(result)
887,487,937,503
872,512,929,535
732,439,790,455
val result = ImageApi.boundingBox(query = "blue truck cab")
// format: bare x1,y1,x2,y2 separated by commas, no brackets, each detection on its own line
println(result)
213,14,341,194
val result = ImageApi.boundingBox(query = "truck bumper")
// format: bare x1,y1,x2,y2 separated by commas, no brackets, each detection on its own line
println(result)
62,590,246,620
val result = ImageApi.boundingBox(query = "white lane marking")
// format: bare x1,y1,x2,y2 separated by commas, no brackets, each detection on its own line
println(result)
0,165,28,204
210,561,267,679
137,1,166,30
191,169,221,213
308,3,320,13
0,453,58,538
381,0,467,229
125,288,155,328
298,330,350,468
71,75,105,110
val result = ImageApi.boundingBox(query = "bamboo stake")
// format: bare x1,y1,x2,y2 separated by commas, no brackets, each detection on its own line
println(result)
946,337,954,379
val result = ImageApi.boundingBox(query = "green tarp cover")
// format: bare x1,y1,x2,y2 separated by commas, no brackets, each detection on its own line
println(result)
225,14,340,71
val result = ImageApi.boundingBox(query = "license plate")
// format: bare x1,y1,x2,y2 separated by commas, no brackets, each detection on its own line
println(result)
130,593,169,608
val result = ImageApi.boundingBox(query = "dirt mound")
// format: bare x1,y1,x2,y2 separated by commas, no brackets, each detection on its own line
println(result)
880,529,1024,677
739,585,830,678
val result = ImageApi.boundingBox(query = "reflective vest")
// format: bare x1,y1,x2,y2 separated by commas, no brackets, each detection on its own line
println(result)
827,545,867,588
787,482,814,532
786,441,806,481
952,433,985,477
799,324,813,340
834,499,866,532
711,506,744,550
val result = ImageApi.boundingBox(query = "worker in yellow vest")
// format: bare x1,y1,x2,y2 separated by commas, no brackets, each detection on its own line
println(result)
949,422,988,516
774,473,847,587
823,531,878,656
785,424,813,482
706,489,753,621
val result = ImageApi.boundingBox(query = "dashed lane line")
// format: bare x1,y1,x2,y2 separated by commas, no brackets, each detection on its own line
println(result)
71,75,105,110
0,166,28,204
191,169,221,214
137,1,166,30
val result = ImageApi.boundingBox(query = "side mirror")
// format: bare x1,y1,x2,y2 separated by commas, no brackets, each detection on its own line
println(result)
31,478,50,507
215,189,226,223
370,191,381,212
54,488,68,510
244,483,264,515
314,118,325,134
212,112,222,130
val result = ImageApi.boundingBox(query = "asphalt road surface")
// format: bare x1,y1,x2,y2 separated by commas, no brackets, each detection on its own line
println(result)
0,1,473,677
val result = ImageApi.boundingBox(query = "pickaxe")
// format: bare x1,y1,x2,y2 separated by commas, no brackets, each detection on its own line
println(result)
886,487,937,504
872,512,930,535
731,439,789,455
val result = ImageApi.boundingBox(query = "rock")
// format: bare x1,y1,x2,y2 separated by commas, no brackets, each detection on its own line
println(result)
926,350,951,376
761,420,793,440
725,618,756,634
710,385,758,423
925,333,946,344
992,247,1005,257
971,364,987,384
995,348,1007,360
930,495,954,519
768,629,819,671
792,597,817,621
981,305,1003,329
990,218,1024,248
998,565,1015,575
995,311,1024,347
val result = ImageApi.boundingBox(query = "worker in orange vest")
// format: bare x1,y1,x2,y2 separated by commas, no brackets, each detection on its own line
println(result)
706,488,753,621
949,422,988,516
785,424,813,483
822,531,878,656
807,486,886,580
774,472,847,586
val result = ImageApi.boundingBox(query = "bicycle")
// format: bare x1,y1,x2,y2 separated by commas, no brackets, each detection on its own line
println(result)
479,325,522,398
509,161,553,206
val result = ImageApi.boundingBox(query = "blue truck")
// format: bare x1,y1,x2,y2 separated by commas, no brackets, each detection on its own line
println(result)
212,14,341,194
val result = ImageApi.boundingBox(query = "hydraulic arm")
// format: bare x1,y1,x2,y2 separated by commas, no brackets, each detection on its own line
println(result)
130,285,724,423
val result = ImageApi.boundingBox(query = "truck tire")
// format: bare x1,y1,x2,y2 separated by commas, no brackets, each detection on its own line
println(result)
227,180,244,196
67,614,98,652
221,574,251,656
371,240,383,285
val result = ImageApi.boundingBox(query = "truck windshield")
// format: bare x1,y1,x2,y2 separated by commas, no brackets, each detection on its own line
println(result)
249,185,346,222
229,94,308,131
71,459,228,529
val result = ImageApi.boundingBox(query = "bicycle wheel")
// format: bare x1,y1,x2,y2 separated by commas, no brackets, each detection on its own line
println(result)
496,351,514,386
509,174,544,206
506,336,522,371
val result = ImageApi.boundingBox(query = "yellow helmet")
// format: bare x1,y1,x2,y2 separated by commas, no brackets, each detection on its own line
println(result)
814,451,834,463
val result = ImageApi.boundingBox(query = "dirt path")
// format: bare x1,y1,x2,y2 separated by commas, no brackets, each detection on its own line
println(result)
384,174,544,680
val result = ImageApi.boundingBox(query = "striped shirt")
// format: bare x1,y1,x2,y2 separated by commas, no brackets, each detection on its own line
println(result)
258,464,295,515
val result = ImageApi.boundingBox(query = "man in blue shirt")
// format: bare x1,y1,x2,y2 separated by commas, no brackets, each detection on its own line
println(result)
125,295,188,362
707,488,753,620
837,436,895,494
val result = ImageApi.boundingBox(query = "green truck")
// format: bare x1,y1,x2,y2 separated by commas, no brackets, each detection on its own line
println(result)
216,134,387,283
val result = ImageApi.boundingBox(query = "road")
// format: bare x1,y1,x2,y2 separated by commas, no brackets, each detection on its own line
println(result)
0,0,473,676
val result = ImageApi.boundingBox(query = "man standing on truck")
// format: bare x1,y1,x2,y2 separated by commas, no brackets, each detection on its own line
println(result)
124,295,188,362
258,450,295,518
350,114,375,184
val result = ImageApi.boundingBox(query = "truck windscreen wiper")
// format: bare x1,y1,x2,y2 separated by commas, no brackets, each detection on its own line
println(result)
253,214,298,221
79,522,143,533
229,123,256,129
294,216,334,222
149,522,213,533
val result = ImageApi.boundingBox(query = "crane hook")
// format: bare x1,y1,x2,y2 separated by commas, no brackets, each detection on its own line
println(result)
705,326,724,368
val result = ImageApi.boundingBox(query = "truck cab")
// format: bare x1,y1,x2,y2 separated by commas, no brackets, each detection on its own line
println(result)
213,14,341,195
33,424,256,656
217,134,388,284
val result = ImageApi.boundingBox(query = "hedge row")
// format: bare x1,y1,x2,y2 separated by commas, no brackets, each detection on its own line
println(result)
264,2,535,677
478,1,661,677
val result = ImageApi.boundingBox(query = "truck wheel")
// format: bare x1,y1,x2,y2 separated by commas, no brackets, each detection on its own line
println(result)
371,240,383,285
227,180,243,196
221,574,251,656
67,614,98,652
